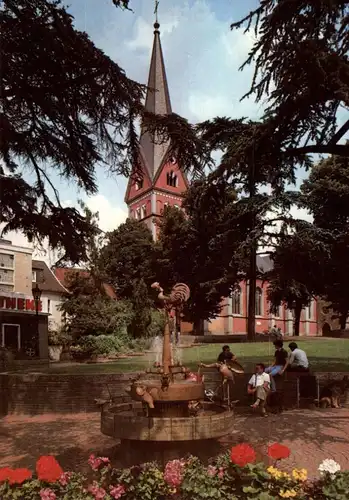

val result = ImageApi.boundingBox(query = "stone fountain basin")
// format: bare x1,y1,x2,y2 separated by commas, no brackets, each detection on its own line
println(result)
101,401,234,442
127,379,205,402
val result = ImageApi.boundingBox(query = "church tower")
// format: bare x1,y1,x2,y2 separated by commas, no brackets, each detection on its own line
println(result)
124,19,189,240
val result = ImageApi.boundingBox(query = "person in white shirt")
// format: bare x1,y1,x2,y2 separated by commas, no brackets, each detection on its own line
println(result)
247,363,270,415
280,342,309,374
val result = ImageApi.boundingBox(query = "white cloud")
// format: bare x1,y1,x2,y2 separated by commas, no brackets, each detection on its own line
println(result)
290,206,313,223
85,194,128,232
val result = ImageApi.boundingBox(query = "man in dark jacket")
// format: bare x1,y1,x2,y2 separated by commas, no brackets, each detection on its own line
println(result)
265,340,288,391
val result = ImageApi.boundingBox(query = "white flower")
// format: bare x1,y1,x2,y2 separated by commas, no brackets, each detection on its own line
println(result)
318,459,341,477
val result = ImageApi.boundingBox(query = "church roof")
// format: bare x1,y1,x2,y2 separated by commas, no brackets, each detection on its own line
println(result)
139,22,172,180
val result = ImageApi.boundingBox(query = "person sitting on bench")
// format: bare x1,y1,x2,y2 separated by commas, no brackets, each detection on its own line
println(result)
280,342,309,374
247,363,270,416
265,340,288,391
217,345,237,363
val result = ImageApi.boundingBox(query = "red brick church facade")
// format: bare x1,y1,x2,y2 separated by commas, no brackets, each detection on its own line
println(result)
124,21,319,336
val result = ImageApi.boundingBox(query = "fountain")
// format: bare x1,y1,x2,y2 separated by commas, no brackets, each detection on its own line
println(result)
99,282,235,464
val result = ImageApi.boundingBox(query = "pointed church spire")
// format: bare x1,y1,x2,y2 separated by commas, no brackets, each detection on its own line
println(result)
139,4,172,179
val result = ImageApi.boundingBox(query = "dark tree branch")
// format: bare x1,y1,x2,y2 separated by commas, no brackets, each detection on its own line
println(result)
286,144,349,157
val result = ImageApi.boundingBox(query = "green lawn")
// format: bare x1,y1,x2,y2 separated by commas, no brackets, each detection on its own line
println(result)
40,338,349,374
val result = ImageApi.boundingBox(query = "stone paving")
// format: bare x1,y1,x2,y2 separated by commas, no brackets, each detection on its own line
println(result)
0,408,348,479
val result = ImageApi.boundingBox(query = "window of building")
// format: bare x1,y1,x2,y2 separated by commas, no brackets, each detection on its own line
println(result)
141,205,147,219
0,284,14,293
47,299,51,314
255,287,263,316
306,302,313,320
232,286,241,315
274,305,281,318
0,268,14,284
135,178,143,191
135,208,141,220
166,171,178,188
0,253,14,269
32,270,37,282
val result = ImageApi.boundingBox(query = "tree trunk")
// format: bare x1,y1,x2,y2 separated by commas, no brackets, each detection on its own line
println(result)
339,310,348,330
293,301,302,336
247,247,257,342
193,319,204,335
247,148,257,343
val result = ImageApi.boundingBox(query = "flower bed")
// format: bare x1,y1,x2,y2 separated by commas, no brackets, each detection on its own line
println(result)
0,445,348,499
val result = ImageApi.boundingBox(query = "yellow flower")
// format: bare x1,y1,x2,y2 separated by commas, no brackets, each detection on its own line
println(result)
292,468,307,482
279,489,297,498
268,466,291,481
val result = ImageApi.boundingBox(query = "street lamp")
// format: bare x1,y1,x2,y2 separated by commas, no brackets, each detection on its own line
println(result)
32,283,42,316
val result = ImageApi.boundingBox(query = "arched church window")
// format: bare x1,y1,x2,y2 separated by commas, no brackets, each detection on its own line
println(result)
166,171,178,188
255,287,263,316
135,208,141,220
232,286,241,315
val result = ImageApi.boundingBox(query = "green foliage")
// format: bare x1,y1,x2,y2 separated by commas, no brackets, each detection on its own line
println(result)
302,154,349,230
100,219,156,299
60,271,133,338
301,153,349,327
48,324,71,347
267,221,331,335
71,332,136,358
127,279,152,338
320,471,349,500
147,310,166,338
194,118,301,338
156,185,243,329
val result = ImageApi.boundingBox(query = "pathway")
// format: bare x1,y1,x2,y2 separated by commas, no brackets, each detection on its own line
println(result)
0,409,348,478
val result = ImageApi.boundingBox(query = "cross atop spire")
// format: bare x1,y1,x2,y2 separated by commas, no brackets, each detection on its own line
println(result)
154,0,159,24
139,2,172,179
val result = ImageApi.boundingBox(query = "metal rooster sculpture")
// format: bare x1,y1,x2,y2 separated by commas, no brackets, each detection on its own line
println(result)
151,282,190,381
151,282,190,312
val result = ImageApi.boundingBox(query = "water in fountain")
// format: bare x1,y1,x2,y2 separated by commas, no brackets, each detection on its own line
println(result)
150,335,163,365
172,343,183,365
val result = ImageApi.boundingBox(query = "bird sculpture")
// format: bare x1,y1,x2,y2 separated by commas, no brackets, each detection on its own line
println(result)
151,282,190,311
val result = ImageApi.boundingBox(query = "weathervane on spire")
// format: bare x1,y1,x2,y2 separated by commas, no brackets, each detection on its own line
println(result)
154,0,159,23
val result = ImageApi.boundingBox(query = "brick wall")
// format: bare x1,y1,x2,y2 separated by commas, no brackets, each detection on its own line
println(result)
0,371,347,416
0,372,143,416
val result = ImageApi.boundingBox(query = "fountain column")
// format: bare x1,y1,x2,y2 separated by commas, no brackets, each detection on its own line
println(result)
162,313,172,375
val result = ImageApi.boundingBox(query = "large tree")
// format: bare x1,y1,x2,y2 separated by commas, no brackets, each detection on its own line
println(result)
1,0,205,264
233,1,349,159
59,271,132,339
156,181,243,333
196,118,301,339
267,222,330,336
301,154,349,327
99,219,156,298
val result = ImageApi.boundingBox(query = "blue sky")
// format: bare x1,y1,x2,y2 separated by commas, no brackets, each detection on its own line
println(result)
10,0,321,256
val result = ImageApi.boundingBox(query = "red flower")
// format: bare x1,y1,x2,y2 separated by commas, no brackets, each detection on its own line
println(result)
267,443,290,460
230,443,256,467
0,467,14,483
9,468,32,485
36,456,64,483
